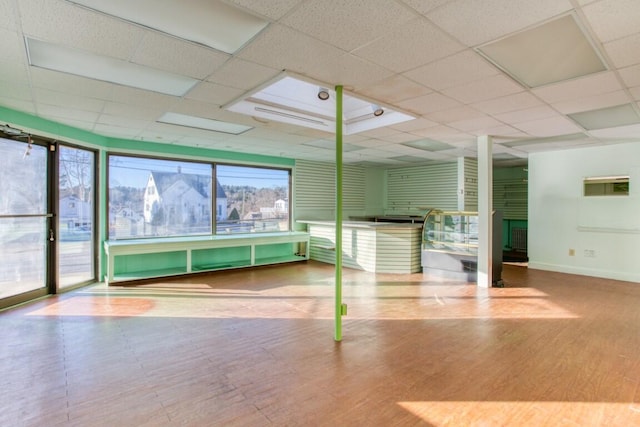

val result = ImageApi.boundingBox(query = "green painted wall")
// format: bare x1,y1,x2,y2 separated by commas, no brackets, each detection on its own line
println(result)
1,106,295,282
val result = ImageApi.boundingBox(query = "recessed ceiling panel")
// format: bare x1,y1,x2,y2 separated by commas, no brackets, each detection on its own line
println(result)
477,14,607,88
66,0,268,54
568,103,640,130
224,74,415,135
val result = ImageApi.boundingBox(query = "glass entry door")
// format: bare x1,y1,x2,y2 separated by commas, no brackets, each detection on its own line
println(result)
58,145,95,288
0,137,50,305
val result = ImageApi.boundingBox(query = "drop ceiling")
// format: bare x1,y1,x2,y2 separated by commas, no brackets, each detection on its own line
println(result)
1,0,640,167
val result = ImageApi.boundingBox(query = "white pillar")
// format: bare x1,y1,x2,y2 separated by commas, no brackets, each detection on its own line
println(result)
477,135,493,288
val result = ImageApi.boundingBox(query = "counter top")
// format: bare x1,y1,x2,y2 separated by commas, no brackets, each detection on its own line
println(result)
297,220,423,230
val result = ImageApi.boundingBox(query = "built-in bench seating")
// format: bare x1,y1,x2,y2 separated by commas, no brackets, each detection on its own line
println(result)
103,231,309,284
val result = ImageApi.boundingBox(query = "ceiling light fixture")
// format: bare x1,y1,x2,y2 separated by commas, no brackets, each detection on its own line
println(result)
26,38,198,96
65,0,268,54
317,87,330,101
372,104,384,117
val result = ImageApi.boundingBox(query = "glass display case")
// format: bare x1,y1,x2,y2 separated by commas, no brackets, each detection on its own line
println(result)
421,209,502,283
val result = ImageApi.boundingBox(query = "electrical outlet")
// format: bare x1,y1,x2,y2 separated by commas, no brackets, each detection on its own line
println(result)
584,249,596,258
569,249,575,256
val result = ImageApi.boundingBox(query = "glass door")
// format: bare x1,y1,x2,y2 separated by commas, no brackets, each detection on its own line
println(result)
0,137,51,306
58,145,95,288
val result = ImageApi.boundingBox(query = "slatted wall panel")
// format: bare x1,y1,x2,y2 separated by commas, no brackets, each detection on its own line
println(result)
493,166,528,220
386,162,458,213
463,158,478,211
294,160,366,220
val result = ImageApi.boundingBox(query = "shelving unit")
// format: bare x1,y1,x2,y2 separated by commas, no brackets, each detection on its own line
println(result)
103,231,309,284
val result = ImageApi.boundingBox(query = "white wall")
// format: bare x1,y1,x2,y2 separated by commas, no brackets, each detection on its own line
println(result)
528,142,640,283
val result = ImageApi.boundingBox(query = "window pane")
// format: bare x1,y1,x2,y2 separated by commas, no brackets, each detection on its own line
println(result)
109,156,212,239
216,165,290,234
59,145,94,287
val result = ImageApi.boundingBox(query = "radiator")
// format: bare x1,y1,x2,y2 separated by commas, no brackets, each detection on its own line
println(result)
511,227,528,252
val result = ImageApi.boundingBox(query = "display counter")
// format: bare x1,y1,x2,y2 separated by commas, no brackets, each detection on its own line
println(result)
298,220,422,273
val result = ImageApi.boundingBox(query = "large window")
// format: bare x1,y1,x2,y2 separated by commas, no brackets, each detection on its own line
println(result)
108,156,290,239
216,165,290,234
108,156,212,239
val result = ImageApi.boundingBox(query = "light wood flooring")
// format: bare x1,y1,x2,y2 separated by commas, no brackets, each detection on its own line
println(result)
1,261,640,426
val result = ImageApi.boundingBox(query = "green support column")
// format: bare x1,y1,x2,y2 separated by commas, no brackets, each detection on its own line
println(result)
335,85,344,342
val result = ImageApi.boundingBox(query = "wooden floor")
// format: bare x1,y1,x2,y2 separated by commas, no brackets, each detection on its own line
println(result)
2,261,640,426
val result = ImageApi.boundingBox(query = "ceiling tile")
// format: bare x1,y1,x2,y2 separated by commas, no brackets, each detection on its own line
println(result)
19,0,144,60
33,88,105,112
280,0,417,52
604,33,640,68
426,105,486,123
404,50,499,91
514,115,583,136
29,68,113,100
102,102,165,122
632,87,640,100
185,82,245,106
426,0,573,46
354,75,432,103
618,64,640,87
447,116,505,133
552,90,633,114
388,117,439,132
207,58,279,90
531,72,622,103
132,32,230,79
471,92,543,115
352,18,465,73
0,27,25,62
583,0,640,43
402,0,453,15
0,0,18,31
36,104,100,124
225,0,303,20
588,122,640,138
494,105,560,124
396,92,462,115
237,24,392,87
441,74,524,104
109,86,180,110
0,59,29,86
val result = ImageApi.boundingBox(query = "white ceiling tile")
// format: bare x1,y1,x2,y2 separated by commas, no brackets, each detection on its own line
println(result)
0,27,25,62
207,58,279,90
281,0,417,52
0,98,36,114
604,34,640,68
426,0,573,46
109,86,180,110
408,124,472,140
0,59,29,86
33,88,105,112
0,81,31,101
552,90,633,114
588,122,640,139
0,0,18,31
19,0,144,60
36,104,100,124
582,0,640,43
447,116,505,133
631,87,640,100
132,32,230,79
532,72,622,103
185,82,245,106
514,115,583,136
353,18,465,73
102,102,164,121
426,105,485,123
354,75,432,103
619,64,640,87
29,68,113,100
494,105,559,124
404,50,499,90
93,122,144,139
225,0,302,20
237,24,392,87
402,0,453,15
396,92,462,115
471,92,543,115
441,74,524,104
388,117,439,132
